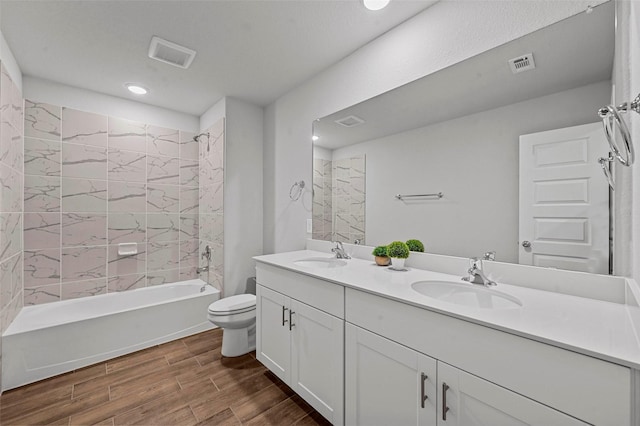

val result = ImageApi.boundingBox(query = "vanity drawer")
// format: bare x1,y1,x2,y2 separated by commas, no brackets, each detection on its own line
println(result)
345,288,631,426
256,263,344,318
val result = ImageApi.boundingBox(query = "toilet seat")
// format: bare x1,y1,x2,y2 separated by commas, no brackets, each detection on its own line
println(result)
208,294,256,316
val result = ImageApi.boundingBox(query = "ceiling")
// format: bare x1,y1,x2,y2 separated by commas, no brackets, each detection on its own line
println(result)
0,0,437,116
314,1,614,150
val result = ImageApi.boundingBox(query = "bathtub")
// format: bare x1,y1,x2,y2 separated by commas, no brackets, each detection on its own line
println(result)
2,279,220,391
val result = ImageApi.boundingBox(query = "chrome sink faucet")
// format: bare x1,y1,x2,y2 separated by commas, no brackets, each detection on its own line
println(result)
331,241,351,259
462,257,496,287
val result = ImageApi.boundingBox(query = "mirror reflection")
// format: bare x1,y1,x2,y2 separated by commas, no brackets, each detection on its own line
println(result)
312,2,614,274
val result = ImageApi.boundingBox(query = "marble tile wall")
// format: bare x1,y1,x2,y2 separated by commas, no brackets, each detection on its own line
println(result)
198,119,224,294
333,156,365,244
0,63,24,340
312,158,333,241
22,100,202,305
311,156,365,244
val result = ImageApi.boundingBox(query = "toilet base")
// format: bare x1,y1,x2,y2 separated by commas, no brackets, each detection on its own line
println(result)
221,324,256,357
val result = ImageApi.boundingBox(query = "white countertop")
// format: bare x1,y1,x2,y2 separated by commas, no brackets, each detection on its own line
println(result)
254,249,640,370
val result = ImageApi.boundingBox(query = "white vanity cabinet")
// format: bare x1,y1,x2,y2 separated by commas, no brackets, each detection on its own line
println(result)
345,323,585,426
345,323,437,426
345,288,631,426
256,263,344,425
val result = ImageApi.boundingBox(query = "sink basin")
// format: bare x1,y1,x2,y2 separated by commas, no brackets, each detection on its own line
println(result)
294,257,347,269
411,280,522,309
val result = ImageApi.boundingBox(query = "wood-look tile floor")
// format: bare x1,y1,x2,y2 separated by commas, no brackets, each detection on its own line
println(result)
0,329,331,426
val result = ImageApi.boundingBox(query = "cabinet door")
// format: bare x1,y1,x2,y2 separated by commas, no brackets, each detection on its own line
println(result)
345,324,437,426
437,362,587,426
256,285,291,383
290,300,344,426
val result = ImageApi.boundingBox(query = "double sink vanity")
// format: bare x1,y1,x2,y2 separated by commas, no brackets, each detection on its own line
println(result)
254,243,640,426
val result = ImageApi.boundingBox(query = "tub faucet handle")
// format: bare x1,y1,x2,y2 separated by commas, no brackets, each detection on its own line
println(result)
202,245,212,261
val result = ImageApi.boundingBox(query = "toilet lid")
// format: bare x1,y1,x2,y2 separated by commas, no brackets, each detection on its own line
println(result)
208,294,256,315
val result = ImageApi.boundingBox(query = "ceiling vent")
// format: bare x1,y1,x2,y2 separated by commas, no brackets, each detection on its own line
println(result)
508,53,535,74
335,115,365,128
148,36,196,69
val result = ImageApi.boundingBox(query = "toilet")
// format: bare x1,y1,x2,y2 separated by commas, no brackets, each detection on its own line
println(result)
207,294,257,357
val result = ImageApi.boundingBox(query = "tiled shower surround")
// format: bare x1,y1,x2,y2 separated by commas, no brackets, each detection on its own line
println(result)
22,100,224,304
312,155,365,244
0,64,24,337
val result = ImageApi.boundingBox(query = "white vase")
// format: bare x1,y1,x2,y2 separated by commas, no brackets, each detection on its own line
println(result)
390,257,406,270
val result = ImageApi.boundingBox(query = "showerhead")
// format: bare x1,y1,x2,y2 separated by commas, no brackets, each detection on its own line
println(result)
193,132,211,151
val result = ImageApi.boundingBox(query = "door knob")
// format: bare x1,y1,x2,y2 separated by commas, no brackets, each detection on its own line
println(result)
522,241,531,248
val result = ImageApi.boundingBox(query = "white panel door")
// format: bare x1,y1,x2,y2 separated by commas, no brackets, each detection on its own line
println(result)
519,123,609,273
291,300,344,425
437,362,587,426
345,324,437,426
256,284,291,384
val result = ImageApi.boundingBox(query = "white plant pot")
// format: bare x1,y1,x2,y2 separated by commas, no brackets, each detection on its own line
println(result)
390,257,406,270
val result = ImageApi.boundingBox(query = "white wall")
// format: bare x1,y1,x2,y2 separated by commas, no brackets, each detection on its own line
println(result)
330,81,610,263
23,76,199,132
223,98,264,295
263,0,607,254
199,97,226,131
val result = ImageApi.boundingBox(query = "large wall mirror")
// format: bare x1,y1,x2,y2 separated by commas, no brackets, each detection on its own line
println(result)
312,1,614,274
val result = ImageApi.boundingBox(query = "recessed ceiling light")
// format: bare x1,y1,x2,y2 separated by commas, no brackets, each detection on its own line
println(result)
312,135,319,141
125,84,148,95
363,0,390,11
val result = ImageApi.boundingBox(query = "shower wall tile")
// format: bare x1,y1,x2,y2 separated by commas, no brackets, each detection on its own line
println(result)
62,213,107,247
62,178,107,212
180,187,199,214
108,117,146,152
0,258,11,310
108,213,146,244
9,128,23,173
147,155,179,184
147,269,180,287
2,293,22,330
23,249,60,288
147,125,179,157
24,137,61,176
108,149,146,182
24,213,61,249
180,214,199,240
62,143,108,179
61,246,107,282
24,175,60,212
108,273,145,292
11,79,23,134
199,213,223,244
24,100,61,141
108,181,146,212
147,213,179,242
179,131,198,160
199,183,223,213
147,241,180,271
107,245,146,277
1,163,22,212
180,159,199,186
199,156,223,185
179,239,199,268
180,267,198,281
147,184,179,213
24,284,60,305
61,278,107,300
0,65,11,120
0,121,12,166
62,108,108,147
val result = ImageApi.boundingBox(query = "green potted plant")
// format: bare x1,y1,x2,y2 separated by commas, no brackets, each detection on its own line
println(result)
406,239,424,252
387,241,410,270
372,245,391,266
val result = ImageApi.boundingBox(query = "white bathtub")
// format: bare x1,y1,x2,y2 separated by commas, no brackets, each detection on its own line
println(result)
2,279,220,391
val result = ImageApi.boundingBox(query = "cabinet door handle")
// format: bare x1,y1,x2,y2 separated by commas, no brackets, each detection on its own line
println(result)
420,373,428,408
282,306,289,326
442,382,450,421
289,310,295,330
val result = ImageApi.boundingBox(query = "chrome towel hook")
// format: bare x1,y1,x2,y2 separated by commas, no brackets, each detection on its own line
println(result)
598,93,639,167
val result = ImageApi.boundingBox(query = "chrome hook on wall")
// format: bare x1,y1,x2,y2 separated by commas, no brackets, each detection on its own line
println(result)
597,93,639,167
